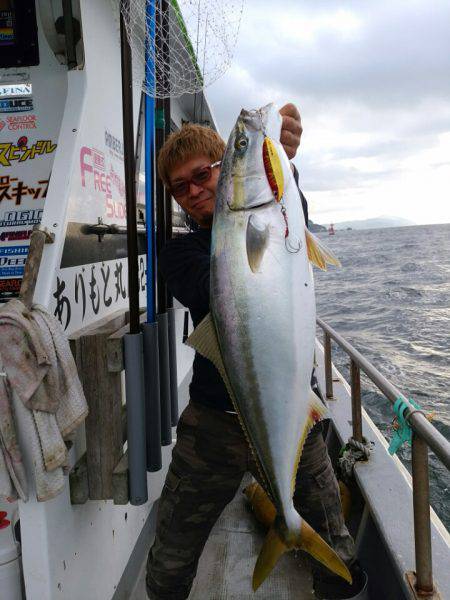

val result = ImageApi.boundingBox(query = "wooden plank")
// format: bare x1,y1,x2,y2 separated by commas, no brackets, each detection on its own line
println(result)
69,453,89,505
112,451,129,505
19,230,47,308
72,313,127,500
69,308,128,342
107,311,147,372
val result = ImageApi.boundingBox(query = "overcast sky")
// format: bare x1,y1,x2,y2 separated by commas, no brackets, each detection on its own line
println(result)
205,0,450,226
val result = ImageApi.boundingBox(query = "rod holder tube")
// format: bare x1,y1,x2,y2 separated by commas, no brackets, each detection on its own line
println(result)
157,313,172,445
143,322,162,472
124,333,148,505
350,359,363,442
412,433,434,595
167,307,179,426
324,331,333,399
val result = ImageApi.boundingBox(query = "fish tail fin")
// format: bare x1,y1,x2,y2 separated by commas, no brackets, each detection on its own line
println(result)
252,523,289,591
305,227,341,270
296,519,353,585
252,517,352,591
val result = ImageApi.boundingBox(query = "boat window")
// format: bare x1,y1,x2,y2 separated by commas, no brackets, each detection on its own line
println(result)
0,0,39,68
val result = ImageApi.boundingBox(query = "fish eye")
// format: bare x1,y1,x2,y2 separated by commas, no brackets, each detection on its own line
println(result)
234,134,248,153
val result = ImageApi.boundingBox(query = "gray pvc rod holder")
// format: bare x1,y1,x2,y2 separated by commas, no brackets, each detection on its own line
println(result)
124,332,148,505
143,321,162,472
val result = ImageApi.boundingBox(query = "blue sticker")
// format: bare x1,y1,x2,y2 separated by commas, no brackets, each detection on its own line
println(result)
0,98,33,113
0,266,24,277
0,245,29,257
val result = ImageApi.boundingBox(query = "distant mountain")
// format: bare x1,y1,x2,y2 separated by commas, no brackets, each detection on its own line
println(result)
308,220,327,232
329,216,416,231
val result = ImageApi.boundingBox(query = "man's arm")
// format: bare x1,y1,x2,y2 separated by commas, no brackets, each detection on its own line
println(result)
278,104,309,227
159,238,210,311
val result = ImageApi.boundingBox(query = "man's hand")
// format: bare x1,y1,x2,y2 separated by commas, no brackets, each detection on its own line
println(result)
279,103,302,160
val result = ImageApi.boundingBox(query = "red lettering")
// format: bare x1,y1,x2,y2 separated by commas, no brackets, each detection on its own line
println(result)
105,197,114,218
80,147,92,187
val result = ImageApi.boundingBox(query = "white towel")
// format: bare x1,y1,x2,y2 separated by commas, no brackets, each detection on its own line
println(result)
32,306,88,437
0,358,28,502
0,300,88,502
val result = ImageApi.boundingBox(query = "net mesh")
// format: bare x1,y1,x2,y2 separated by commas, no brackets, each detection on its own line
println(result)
119,0,244,99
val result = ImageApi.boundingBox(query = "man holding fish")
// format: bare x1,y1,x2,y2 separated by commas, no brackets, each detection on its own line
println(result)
146,103,365,599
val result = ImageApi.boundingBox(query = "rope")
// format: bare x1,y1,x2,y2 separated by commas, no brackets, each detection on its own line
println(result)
388,397,433,455
338,436,373,483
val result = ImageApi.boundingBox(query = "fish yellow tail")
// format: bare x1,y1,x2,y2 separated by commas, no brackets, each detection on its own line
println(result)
305,227,341,270
252,518,352,592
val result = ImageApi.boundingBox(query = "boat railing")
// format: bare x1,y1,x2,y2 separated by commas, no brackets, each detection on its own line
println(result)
316,317,450,599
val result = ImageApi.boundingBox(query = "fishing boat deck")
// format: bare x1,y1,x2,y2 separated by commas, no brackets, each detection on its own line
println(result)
130,473,314,599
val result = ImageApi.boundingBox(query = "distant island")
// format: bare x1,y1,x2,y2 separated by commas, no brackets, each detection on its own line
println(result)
308,220,327,232
316,216,416,231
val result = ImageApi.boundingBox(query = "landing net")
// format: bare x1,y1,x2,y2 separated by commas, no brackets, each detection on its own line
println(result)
119,0,244,98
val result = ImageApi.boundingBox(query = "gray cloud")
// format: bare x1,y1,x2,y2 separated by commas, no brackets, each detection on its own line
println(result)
205,0,450,222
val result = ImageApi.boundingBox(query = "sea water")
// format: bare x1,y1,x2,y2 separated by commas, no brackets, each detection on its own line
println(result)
314,223,450,529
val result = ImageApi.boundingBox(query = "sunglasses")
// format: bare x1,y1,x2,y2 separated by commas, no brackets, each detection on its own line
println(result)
169,161,221,199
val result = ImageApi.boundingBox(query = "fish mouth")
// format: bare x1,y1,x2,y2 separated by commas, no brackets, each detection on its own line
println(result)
227,199,274,212
239,103,274,130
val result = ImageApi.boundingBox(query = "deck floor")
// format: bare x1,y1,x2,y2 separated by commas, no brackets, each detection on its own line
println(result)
131,475,314,599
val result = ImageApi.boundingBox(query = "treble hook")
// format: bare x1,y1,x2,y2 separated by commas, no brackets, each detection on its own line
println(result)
285,236,301,253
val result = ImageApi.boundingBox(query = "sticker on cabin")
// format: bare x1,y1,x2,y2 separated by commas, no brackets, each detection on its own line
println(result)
0,228,32,241
0,83,32,98
0,208,43,227
0,245,29,257
1,114,38,131
51,256,147,331
0,256,27,277
80,145,126,220
0,141,56,166
0,277,21,296
0,98,34,113
104,129,124,160
0,176,49,205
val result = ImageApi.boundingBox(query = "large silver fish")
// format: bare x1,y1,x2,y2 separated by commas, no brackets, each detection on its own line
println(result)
187,103,348,590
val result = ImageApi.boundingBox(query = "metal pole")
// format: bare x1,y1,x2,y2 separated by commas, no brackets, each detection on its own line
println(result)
317,318,450,470
324,331,333,399
411,433,434,595
350,359,363,442
120,11,140,335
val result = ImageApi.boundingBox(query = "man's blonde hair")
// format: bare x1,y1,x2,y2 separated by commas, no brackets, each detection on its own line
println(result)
157,123,226,186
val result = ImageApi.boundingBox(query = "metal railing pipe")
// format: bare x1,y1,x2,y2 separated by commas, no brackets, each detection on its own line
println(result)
316,318,450,470
324,331,333,399
350,359,363,442
411,433,434,595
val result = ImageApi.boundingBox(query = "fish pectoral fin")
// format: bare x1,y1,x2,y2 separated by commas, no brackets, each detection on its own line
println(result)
252,524,289,591
185,313,234,400
305,227,341,271
296,519,352,584
246,213,270,273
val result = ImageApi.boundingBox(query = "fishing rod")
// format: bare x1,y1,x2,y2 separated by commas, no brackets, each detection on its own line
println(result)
120,5,148,505
154,7,172,445
142,0,164,471
155,0,178,436
161,0,179,426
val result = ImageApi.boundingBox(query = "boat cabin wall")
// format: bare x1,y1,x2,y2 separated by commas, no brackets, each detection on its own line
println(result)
0,1,202,598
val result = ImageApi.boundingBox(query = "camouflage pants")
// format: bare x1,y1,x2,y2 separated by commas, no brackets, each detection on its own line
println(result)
146,402,355,600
